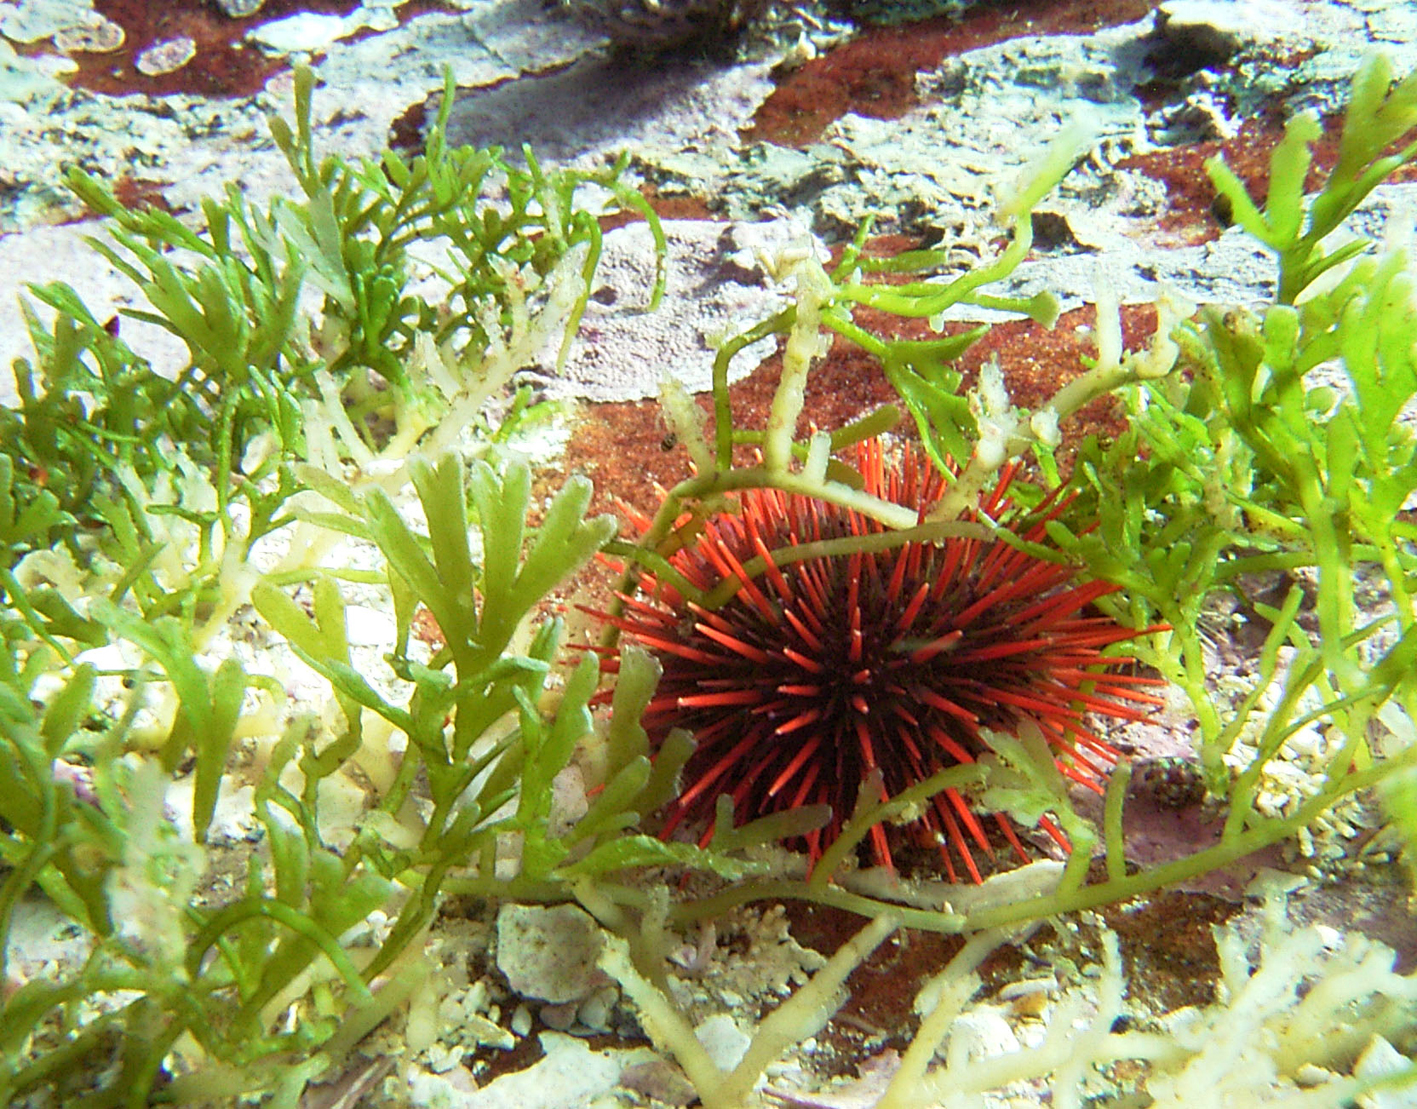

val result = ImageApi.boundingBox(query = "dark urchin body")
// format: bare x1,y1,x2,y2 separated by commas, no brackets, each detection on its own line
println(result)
598,440,1163,882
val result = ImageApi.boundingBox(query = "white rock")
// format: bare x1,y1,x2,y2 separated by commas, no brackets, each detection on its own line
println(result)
246,8,395,55
1355,1035,1414,1109
549,764,589,838
496,903,610,1004
577,986,618,1032
0,0,96,44
417,1032,628,1109
945,1006,1021,1063
541,1001,577,1031
695,1014,750,1072
552,220,789,402
1155,0,1293,55
343,603,394,646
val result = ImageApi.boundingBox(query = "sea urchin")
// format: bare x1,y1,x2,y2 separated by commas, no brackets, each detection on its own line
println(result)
594,440,1164,883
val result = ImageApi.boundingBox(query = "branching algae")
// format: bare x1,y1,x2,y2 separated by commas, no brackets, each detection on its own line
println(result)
0,49,1414,1109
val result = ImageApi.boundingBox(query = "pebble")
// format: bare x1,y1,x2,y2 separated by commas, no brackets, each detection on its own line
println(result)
495,903,610,1004
53,19,125,54
577,985,618,1032
1154,0,1292,59
694,1014,750,1071
540,1000,578,1031
948,1007,1021,1061
620,1060,698,1106
215,0,266,15
1294,1063,1335,1087
1355,1036,1411,1109
998,978,1056,1001
135,37,197,77
999,977,1056,1017
464,1013,514,1051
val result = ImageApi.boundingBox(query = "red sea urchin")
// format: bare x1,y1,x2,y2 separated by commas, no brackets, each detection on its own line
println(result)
595,440,1165,883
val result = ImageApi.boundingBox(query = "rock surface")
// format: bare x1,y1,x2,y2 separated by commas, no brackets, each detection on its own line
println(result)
495,902,610,1004
4,0,1417,401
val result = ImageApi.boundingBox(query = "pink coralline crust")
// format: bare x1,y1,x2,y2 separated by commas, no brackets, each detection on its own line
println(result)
748,0,1163,148
60,0,451,98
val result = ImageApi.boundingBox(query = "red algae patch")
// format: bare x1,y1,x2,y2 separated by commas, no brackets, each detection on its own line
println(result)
1118,112,1417,245
749,0,1162,147
67,0,452,98
599,189,717,232
1115,115,1289,245
786,900,968,1068
75,0,355,97
109,176,175,214
559,278,1145,527
1101,890,1237,1012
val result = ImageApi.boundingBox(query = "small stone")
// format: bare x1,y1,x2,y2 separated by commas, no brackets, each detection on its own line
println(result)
695,1014,750,1071
1008,988,1050,1018
496,903,610,1003
947,1007,1020,1061
0,0,80,43
246,8,396,54
214,0,266,16
1151,0,1291,72
998,977,1055,1017
1295,1063,1335,1087
577,985,618,1032
511,1003,532,1036
1284,725,1323,757
425,1042,463,1074
1355,1036,1411,1109
1313,925,1342,950
53,19,125,55
540,1000,578,1031
134,37,196,77
549,764,589,838
620,1060,698,1106
465,1013,515,1050
51,759,97,805
997,978,1055,1002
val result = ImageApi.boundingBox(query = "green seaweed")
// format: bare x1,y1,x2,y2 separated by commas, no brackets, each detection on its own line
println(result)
0,47,1414,1109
